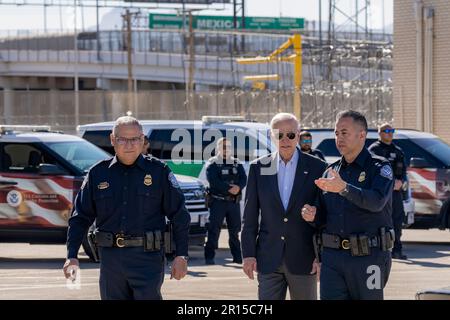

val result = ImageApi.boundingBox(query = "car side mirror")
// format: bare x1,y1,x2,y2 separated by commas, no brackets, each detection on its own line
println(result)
409,157,430,169
38,164,67,175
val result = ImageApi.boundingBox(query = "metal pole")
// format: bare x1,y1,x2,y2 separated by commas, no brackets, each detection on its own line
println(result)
44,1,47,33
126,9,134,114
187,11,195,113
74,0,79,129
293,34,302,120
319,0,322,46
96,0,100,61
355,0,358,40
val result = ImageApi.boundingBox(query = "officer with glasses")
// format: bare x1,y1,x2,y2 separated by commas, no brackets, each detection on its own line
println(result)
63,116,190,300
299,131,326,161
369,123,408,260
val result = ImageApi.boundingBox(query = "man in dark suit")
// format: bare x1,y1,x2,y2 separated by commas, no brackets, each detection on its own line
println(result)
241,113,327,300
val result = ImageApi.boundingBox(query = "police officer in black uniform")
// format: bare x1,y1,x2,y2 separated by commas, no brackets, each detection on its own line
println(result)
204,137,247,265
63,116,190,300
301,110,394,300
369,123,408,260
299,131,326,161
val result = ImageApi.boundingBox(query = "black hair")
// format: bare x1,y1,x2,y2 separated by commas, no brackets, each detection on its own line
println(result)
336,110,368,132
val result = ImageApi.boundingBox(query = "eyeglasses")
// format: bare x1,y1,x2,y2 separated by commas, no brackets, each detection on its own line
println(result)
382,129,395,134
115,136,143,146
276,132,297,140
301,139,312,144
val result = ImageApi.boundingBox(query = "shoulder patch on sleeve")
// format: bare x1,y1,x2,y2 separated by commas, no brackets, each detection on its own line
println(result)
168,172,180,188
380,164,393,180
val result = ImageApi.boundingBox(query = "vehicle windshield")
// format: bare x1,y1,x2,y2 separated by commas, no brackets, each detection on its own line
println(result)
47,141,110,172
411,138,450,167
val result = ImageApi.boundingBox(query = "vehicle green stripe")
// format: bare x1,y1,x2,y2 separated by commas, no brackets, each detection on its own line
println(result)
166,161,204,177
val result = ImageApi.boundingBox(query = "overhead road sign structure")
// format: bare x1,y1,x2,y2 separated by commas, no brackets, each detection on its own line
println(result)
149,14,304,30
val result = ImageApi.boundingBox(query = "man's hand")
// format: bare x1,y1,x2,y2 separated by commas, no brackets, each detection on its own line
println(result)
315,169,347,193
171,256,188,280
301,204,317,222
63,258,80,280
310,258,321,282
243,257,257,280
394,179,403,191
228,185,240,195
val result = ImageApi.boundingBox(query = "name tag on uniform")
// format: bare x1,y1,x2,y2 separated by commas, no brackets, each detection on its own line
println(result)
98,182,109,190
222,169,229,175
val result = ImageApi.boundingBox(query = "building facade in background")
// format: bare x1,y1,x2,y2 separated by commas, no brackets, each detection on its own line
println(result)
394,0,450,143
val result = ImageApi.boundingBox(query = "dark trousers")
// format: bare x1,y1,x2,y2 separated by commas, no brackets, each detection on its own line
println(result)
257,260,317,300
392,191,405,253
204,199,242,261
320,248,392,300
99,247,165,300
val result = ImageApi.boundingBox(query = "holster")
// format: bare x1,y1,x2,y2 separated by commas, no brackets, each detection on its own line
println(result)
380,227,395,251
87,229,100,262
164,222,176,254
313,233,323,262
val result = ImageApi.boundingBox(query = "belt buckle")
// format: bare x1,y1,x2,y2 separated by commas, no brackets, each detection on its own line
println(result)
341,239,350,250
116,233,125,248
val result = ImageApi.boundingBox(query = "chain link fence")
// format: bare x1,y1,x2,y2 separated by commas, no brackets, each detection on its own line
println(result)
0,88,392,133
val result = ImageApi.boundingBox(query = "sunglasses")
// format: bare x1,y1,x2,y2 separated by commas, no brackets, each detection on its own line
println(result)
301,139,312,144
382,129,395,134
276,132,297,140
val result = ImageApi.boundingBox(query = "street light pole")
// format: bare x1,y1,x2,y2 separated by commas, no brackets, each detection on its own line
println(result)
74,0,79,129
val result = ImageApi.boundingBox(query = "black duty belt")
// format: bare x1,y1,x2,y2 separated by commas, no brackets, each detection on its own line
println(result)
321,233,380,250
95,231,163,251
320,229,394,257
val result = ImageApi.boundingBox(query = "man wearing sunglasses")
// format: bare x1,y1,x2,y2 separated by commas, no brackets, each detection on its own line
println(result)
64,116,191,299
242,113,327,300
369,123,408,260
299,131,326,161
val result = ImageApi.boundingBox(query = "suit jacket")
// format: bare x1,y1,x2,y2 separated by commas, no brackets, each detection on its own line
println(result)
241,148,327,275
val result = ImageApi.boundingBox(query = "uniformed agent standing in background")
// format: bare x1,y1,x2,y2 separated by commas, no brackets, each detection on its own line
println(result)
369,123,408,260
63,116,190,300
204,137,247,265
301,110,394,300
299,131,326,161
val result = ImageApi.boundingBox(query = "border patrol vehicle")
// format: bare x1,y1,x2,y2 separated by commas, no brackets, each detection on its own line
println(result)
0,125,208,261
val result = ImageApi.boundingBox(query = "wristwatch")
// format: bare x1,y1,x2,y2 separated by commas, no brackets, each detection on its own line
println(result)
339,183,349,197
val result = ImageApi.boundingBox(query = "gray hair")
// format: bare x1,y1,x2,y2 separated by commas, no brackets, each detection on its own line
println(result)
270,113,299,130
112,116,143,135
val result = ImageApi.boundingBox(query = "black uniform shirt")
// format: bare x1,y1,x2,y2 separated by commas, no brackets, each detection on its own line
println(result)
205,155,247,197
316,148,394,237
66,154,190,258
368,140,407,181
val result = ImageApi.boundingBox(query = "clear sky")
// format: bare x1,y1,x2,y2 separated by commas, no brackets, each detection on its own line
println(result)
0,0,393,32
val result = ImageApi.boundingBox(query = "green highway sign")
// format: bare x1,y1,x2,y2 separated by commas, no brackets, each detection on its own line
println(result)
149,14,304,31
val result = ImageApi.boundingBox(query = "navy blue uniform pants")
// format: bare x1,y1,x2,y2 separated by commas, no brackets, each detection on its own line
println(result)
98,247,165,300
205,199,242,261
320,248,392,300
392,191,405,253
